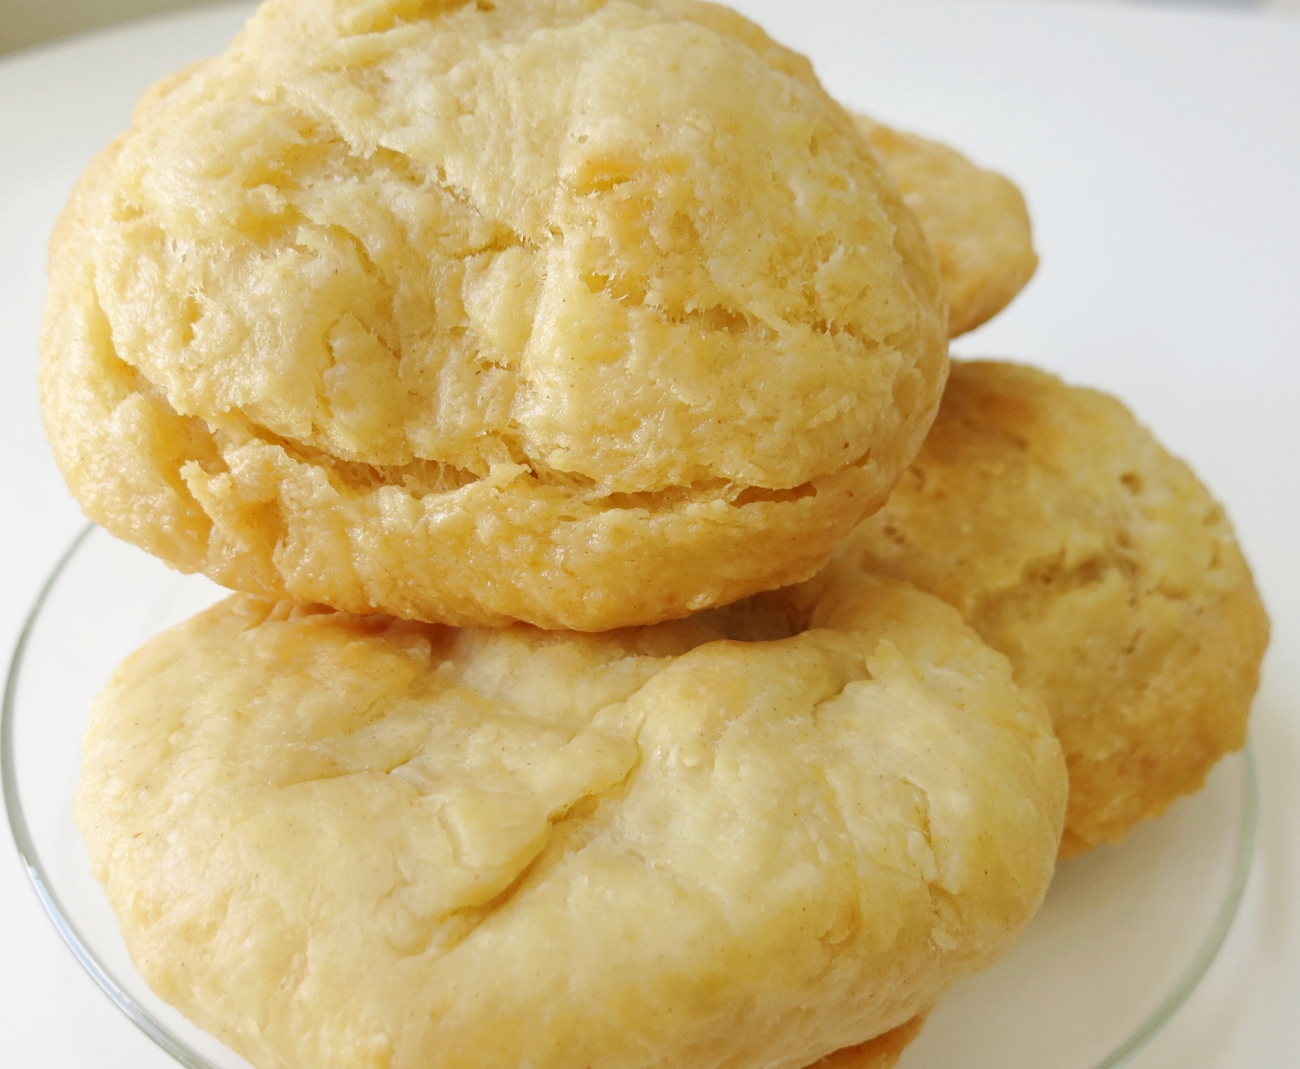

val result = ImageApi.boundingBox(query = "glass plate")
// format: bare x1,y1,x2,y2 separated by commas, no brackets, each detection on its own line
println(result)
3,525,1258,1069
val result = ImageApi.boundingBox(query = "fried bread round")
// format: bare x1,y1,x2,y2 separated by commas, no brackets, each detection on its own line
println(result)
77,574,1063,1069
853,116,1037,338
40,0,947,631
839,361,1269,856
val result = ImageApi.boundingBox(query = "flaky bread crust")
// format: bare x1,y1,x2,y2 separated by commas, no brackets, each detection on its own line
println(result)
839,360,1269,856
40,0,947,630
78,575,1063,1069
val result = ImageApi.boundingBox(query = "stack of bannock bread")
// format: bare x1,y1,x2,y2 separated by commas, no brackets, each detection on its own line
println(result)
38,1,1268,1067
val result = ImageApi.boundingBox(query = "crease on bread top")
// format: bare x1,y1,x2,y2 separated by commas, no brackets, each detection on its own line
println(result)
41,0,949,630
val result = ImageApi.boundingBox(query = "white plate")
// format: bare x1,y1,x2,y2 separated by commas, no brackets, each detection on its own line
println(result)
2,3,1298,1067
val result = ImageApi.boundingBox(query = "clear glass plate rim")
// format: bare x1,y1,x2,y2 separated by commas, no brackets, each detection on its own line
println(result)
1,522,1261,1069
2,523,214,1069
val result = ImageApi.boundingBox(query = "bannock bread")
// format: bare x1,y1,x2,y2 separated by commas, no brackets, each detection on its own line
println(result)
853,116,1037,338
839,360,1269,856
77,573,1064,1069
40,0,947,630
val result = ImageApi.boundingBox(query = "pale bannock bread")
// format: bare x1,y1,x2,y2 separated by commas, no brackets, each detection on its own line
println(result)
853,115,1038,338
40,0,947,631
77,573,1064,1069
838,360,1269,857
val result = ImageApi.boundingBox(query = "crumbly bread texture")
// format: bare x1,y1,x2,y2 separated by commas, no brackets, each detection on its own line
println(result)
40,0,948,631
77,574,1064,1069
839,361,1269,857
853,116,1037,338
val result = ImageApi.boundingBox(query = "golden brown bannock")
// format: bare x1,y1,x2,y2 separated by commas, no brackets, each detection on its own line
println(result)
40,0,947,631
77,574,1064,1069
838,361,1269,857
853,115,1037,338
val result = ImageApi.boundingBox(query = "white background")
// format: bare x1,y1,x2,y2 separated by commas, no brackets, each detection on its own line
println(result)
1,0,1298,57
1,1,1297,1066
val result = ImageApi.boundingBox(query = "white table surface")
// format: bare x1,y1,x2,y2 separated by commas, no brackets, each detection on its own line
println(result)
2,1,1297,1066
